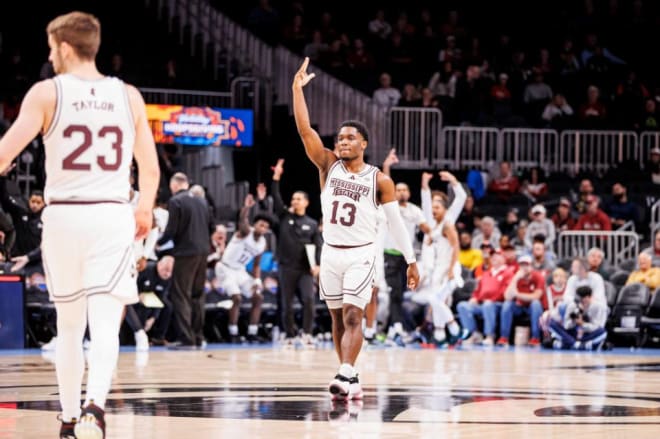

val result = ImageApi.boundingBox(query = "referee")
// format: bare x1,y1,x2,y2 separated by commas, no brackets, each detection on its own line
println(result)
157,172,213,348
270,159,322,341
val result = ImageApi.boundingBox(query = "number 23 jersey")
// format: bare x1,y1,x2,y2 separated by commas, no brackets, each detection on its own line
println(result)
321,160,379,247
43,74,135,203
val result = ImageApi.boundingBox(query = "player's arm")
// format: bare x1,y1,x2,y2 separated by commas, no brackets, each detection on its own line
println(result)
270,159,286,216
251,254,263,292
440,171,467,224
381,148,398,177
443,222,459,280
127,85,160,240
377,171,419,290
292,57,336,172
420,172,433,224
237,194,254,238
0,81,52,173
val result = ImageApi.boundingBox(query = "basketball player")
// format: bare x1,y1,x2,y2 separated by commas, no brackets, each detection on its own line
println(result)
0,12,159,439
216,194,272,343
293,57,419,400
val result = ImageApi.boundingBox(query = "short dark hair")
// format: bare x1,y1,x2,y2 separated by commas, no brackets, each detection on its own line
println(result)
253,213,274,227
532,233,546,243
339,120,369,142
293,190,309,201
30,190,44,199
576,285,593,298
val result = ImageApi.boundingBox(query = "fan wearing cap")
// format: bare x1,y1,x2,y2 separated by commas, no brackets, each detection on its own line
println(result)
551,197,576,232
457,250,512,346
525,204,555,249
574,195,612,231
497,254,545,347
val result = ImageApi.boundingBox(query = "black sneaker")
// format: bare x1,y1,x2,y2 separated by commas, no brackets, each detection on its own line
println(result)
74,401,105,439
230,334,242,344
246,333,267,344
58,416,76,439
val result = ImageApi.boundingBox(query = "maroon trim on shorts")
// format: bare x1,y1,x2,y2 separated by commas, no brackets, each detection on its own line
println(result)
326,242,373,249
49,199,126,205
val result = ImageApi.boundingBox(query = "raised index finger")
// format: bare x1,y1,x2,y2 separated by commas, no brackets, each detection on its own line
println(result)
298,57,310,74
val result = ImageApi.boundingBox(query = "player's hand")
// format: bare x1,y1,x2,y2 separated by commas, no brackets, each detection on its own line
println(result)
383,148,399,167
134,208,153,241
406,262,420,290
292,57,316,89
310,265,320,277
271,159,284,180
10,255,28,272
136,257,148,272
439,171,458,185
244,193,256,208
421,172,433,189
447,269,455,280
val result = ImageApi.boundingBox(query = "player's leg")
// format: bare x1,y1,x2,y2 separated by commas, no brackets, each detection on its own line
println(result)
385,254,407,339
364,287,378,342
219,267,242,341
428,280,457,344
247,278,264,343
328,306,345,360
54,298,87,425
75,294,124,439
319,245,345,360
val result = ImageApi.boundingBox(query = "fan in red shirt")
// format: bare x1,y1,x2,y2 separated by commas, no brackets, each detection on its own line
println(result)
497,255,545,347
574,195,612,231
488,161,520,201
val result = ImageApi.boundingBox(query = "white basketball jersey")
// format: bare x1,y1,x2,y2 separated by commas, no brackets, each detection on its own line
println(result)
222,229,266,270
43,74,135,204
321,160,379,246
429,218,461,281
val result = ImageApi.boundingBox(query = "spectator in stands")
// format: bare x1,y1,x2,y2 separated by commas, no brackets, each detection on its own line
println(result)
247,0,280,45
454,64,488,125
605,182,639,230
525,204,555,249
472,216,501,250
438,35,460,64
626,252,660,291
373,72,401,108
563,258,607,310
498,254,545,347
552,197,576,232
587,247,610,281
488,161,520,201
320,38,347,74
615,71,650,129
580,33,626,67
521,167,549,202
647,147,660,185
541,94,574,129
575,179,595,214
575,195,612,231
419,87,439,109
473,243,493,279
523,72,553,125
550,285,608,350
637,98,659,131
531,240,556,275
0,164,44,257
499,207,519,238
459,231,483,271
427,62,458,116
490,72,514,125
303,31,328,63
347,38,375,87
456,195,477,233
543,267,567,311
457,250,512,346
511,220,530,255
642,230,660,266
135,255,174,347
282,14,307,53
399,83,420,107
578,85,608,128
367,9,392,41
207,224,227,269
387,32,414,82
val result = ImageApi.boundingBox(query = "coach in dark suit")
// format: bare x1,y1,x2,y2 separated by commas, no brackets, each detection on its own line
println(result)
270,160,322,339
158,172,213,347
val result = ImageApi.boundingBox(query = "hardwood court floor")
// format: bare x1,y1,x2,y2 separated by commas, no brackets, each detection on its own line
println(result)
2,344,660,438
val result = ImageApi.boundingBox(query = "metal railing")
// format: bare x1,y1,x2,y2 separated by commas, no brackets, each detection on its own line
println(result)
500,128,559,172
557,231,639,267
389,107,442,168
639,131,659,169
140,87,231,107
436,126,499,170
559,130,638,176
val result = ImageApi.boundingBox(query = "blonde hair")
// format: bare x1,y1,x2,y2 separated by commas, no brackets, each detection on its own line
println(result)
47,11,100,60
552,267,567,281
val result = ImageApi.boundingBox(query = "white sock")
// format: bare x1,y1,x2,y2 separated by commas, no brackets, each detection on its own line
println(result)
393,322,404,335
338,363,354,379
229,325,239,336
447,321,460,336
248,324,258,335
84,294,124,410
434,329,446,342
55,299,87,422
364,327,375,338
135,329,147,339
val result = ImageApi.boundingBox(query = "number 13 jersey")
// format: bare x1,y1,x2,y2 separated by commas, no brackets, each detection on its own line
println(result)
43,74,135,204
321,160,379,247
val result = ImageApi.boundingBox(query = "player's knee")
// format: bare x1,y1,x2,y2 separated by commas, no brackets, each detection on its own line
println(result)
232,294,242,305
343,306,362,328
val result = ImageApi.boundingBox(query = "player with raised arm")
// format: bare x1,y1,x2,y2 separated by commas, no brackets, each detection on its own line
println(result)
292,57,419,401
0,12,160,439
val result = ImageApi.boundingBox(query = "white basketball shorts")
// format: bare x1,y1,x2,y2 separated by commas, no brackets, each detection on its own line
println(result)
319,243,376,310
215,262,259,298
41,203,138,304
